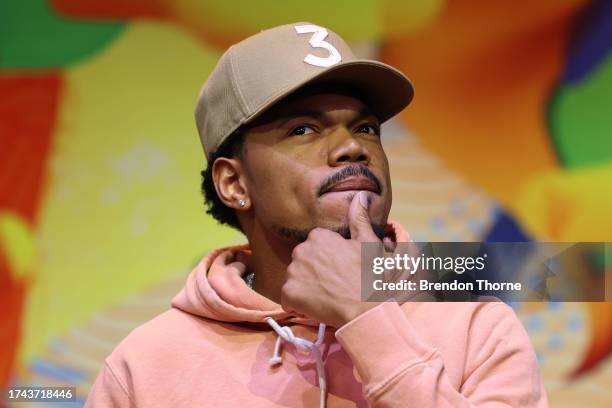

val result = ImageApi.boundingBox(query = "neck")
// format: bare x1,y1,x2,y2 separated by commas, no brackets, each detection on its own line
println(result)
245,221,296,304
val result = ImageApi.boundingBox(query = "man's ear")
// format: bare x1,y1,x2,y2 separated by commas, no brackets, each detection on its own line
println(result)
212,157,251,210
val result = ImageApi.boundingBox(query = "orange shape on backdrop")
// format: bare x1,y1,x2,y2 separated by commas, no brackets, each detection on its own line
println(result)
0,73,62,386
0,73,62,224
383,0,588,207
571,302,612,378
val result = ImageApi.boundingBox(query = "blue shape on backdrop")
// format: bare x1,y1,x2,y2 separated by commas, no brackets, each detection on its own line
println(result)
484,208,531,243
562,0,612,83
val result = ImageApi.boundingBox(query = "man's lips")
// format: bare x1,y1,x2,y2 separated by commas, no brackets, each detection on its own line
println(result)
322,176,381,194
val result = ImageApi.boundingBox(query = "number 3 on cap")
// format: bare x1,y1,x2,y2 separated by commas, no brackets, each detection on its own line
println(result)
294,24,342,67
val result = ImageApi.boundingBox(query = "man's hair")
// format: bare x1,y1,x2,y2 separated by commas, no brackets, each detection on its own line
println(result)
200,128,246,231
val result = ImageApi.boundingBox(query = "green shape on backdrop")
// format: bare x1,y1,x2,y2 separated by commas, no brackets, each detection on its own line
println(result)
0,0,125,69
550,54,612,168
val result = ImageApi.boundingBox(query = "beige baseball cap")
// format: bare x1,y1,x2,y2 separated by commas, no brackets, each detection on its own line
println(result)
195,22,414,158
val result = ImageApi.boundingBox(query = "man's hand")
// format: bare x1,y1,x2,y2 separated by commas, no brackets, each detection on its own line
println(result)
280,191,381,328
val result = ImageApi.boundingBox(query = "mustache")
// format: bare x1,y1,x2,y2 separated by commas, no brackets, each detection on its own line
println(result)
318,165,382,196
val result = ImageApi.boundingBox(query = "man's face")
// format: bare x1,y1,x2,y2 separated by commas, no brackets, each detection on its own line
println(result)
240,88,392,241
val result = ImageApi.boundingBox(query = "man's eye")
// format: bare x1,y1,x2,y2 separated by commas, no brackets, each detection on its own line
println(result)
358,124,380,135
290,125,315,136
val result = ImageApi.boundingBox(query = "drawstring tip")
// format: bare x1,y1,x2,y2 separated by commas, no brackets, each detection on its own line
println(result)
268,356,283,366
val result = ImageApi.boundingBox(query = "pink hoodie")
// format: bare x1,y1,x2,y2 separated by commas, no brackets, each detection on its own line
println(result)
86,222,548,407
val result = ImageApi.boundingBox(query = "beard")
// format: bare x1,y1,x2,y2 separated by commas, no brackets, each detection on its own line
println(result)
274,222,387,243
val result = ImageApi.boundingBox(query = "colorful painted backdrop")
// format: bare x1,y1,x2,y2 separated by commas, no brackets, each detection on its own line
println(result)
1,0,611,406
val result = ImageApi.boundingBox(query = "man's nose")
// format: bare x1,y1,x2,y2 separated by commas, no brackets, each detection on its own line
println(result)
327,128,372,167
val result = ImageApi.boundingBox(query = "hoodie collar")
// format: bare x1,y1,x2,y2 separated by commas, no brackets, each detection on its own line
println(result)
171,220,408,326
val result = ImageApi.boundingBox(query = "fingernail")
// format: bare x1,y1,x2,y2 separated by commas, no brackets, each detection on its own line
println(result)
359,191,369,209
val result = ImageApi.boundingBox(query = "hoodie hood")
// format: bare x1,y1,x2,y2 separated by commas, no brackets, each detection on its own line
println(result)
172,220,409,326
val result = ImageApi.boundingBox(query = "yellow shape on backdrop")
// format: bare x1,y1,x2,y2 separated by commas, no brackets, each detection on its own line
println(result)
513,163,612,241
171,0,443,43
0,212,35,279
21,22,242,364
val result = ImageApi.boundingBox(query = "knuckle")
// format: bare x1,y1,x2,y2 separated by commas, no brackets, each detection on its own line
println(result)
286,262,299,280
281,281,296,302
280,283,289,298
291,243,305,260
308,227,326,240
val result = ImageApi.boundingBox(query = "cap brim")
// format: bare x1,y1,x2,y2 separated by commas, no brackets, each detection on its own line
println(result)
243,59,414,127
306,60,414,123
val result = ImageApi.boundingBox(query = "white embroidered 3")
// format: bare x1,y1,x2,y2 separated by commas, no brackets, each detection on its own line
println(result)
294,24,342,68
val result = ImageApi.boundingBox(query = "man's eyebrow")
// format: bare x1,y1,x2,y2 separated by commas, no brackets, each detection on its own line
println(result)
276,107,378,127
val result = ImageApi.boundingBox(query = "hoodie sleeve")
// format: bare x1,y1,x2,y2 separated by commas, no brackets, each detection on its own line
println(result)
85,360,133,408
335,302,548,407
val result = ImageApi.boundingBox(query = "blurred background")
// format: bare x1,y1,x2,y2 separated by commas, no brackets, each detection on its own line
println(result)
1,0,611,406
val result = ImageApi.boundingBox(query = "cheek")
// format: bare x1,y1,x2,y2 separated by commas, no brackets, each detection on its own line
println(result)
372,152,393,222
245,147,317,222
383,165,392,209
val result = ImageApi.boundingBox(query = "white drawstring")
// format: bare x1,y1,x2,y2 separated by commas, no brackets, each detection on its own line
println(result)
265,318,327,408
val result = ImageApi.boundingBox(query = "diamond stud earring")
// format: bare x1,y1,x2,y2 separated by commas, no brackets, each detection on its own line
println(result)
238,199,246,207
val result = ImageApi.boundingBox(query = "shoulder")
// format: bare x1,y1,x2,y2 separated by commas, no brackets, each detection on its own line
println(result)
107,307,223,361
103,308,227,387
89,309,237,406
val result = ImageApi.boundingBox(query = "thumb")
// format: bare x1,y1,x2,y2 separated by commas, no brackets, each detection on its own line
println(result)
348,191,379,241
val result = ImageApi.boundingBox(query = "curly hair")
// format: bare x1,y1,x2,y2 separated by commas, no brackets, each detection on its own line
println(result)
200,128,246,231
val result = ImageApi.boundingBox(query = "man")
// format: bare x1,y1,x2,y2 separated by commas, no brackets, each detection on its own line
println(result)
86,23,547,407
